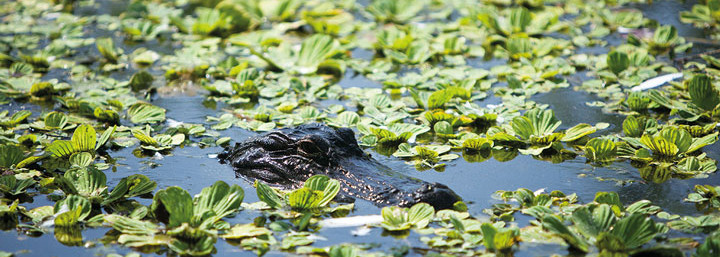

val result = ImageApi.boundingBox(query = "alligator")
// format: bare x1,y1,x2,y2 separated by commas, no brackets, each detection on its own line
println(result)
218,123,462,209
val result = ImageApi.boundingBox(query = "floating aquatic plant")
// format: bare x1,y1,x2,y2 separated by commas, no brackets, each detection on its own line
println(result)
379,202,434,231
105,181,243,256
541,192,676,256
2,0,720,256
255,175,345,214
686,185,720,212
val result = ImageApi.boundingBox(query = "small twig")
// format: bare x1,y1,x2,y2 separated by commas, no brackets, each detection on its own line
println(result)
673,48,720,68
683,37,720,46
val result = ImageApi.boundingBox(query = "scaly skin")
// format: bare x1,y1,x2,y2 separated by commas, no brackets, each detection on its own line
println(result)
218,123,461,209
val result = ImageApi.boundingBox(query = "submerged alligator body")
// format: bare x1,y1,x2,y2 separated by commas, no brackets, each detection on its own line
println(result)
218,123,461,209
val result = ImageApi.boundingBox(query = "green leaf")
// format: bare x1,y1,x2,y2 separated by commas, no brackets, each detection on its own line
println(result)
462,137,493,152
659,127,692,154
427,89,452,110
69,152,93,167
62,168,107,200
433,121,453,135
287,187,322,210
127,103,166,124
71,124,96,153
407,202,434,229
688,74,720,111
584,138,617,163
542,215,590,252
132,129,158,146
512,109,561,140
96,37,119,63
651,25,678,48
95,125,116,150
104,214,159,235
129,70,154,92
329,245,359,257
607,50,629,74
255,181,284,209
493,227,519,251
511,116,535,140
610,213,658,250
594,192,623,212
328,111,359,127
47,140,78,158
55,195,92,222
562,123,597,142
367,0,426,23
640,135,679,157
0,110,31,127
0,175,35,195
380,206,411,231
295,34,336,74
54,207,83,227
481,223,498,251
647,90,686,110
221,223,272,240
623,116,644,137
194,181,244,221
0,145,25,168
44,112,68,129
688,132,718,153
303,175,340,207
695,231,720,257
510,7,531,33
152,186,194,228
30,82,54,97
104,174,157,205
571,205,615,239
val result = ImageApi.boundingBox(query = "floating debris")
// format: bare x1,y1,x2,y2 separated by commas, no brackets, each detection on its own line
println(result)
631,73,683,91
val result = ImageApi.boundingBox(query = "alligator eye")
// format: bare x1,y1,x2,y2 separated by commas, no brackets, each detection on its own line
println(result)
297,135,329,157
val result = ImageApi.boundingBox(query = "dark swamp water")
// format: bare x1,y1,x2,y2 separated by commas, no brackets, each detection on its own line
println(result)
2,0,720,256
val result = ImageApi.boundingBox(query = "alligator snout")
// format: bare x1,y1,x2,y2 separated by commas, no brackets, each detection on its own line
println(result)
411,183,462,210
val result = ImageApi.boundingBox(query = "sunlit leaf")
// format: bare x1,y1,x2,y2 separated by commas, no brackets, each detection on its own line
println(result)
255,181,283,209
71,124,96,153
152,186,193,228
127,103,166,124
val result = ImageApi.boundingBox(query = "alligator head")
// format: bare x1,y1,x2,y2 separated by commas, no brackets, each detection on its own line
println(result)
218,123,462,209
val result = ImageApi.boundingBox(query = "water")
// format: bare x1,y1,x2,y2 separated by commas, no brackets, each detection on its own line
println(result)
1,0,717,256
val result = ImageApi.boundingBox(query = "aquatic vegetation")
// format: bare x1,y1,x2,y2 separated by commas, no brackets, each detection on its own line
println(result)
584,138,618,164
2,0,720,256
379,202,434,231
255,175,348,214
489,188,577,221
132,126,184,153
0,175,35,197
489,109,604,156
696,231,720,257
618,125,718,182
686,185,720,212
393,144,459,170
235,33,343,75
105,181,244,255
681,0,720,39
542,206,669,255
